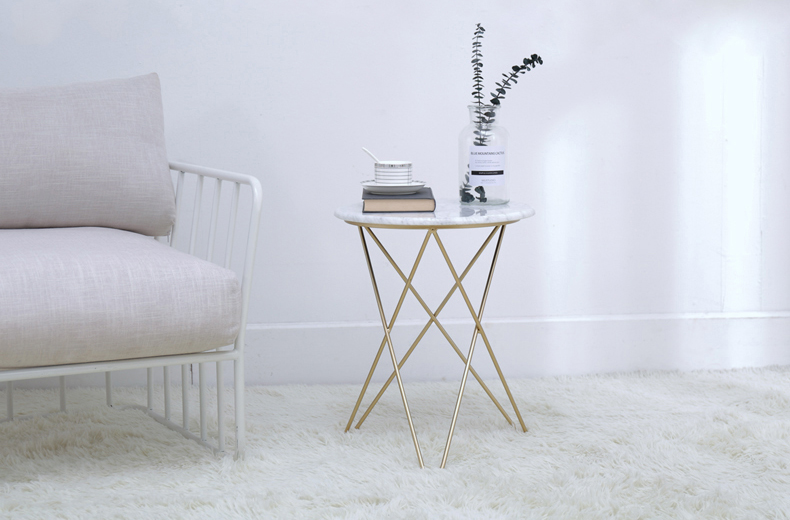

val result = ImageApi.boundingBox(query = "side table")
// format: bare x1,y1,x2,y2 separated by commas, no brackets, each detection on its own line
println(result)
334,198,535,468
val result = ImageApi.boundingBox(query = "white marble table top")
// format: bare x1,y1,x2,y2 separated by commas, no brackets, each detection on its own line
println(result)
335,199,535,228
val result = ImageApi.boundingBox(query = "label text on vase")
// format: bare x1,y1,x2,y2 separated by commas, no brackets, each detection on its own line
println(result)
468,146,505,186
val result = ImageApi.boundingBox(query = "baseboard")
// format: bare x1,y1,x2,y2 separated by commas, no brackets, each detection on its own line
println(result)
242,312,790,385
13,313,790,388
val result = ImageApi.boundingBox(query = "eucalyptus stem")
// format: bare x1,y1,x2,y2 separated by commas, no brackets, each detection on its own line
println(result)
462,24,544,203
489,53,544,107
469,23,543,115
472,23,485,114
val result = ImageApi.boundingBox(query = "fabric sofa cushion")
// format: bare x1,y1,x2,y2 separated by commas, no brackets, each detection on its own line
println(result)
0,227,241,368
0,74,175,236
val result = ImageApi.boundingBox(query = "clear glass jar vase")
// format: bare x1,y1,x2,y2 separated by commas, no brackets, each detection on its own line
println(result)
458,104,509,205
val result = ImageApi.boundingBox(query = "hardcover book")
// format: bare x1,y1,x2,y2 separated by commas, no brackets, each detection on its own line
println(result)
362,187,436,213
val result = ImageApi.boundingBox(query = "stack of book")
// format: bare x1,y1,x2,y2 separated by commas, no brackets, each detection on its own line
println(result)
362,187,436,213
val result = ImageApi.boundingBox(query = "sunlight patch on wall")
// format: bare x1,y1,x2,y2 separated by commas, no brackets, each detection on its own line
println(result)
678,23,771,369
720,38,763,313
677,32,764,314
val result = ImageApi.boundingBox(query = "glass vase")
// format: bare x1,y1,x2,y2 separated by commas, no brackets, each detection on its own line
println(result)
458,104,509,205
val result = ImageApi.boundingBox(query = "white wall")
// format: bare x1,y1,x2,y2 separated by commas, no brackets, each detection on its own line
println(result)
3,0,790,385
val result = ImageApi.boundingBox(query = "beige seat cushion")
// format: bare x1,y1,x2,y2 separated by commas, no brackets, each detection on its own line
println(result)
0,74,175,236
0,227,241,368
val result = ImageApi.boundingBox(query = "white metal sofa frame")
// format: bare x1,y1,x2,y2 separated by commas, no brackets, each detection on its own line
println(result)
0,161,262,458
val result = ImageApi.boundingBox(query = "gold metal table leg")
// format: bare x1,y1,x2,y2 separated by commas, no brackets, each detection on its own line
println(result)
348,223,526,468
353,226,513,430
437,226,528,432
345,228,432,433
433,225,526,468
357,226,425,468
344,337,387,433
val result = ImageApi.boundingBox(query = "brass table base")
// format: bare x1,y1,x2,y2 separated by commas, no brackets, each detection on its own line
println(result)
346,224,526,468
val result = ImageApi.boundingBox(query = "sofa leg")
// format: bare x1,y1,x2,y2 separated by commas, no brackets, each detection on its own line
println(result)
234,356,245,459
59,377,66,412
147,368,154,411
164,366,172,421
199,363,208,442
5,382,12,421
182,364,190,430
217,360,226,453
105,372,113,407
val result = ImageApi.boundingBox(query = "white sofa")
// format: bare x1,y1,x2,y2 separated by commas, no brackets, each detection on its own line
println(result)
0,74,261,457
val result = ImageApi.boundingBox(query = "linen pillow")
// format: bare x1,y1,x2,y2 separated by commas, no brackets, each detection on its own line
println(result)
0,73,175,236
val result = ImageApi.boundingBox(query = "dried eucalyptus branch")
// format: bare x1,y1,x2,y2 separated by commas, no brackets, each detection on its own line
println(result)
469,26,543,146
462,24,544,203
471,23,485,113
489,53,544,107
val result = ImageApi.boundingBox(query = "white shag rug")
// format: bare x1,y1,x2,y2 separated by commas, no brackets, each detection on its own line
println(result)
2,367,790,519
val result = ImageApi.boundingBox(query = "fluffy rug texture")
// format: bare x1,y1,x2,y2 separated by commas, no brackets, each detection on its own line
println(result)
2,367,790,519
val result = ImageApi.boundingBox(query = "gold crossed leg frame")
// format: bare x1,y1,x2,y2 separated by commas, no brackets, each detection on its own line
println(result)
346,223,527,468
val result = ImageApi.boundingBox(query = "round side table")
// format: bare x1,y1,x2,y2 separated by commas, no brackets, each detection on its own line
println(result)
334,199,535,468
